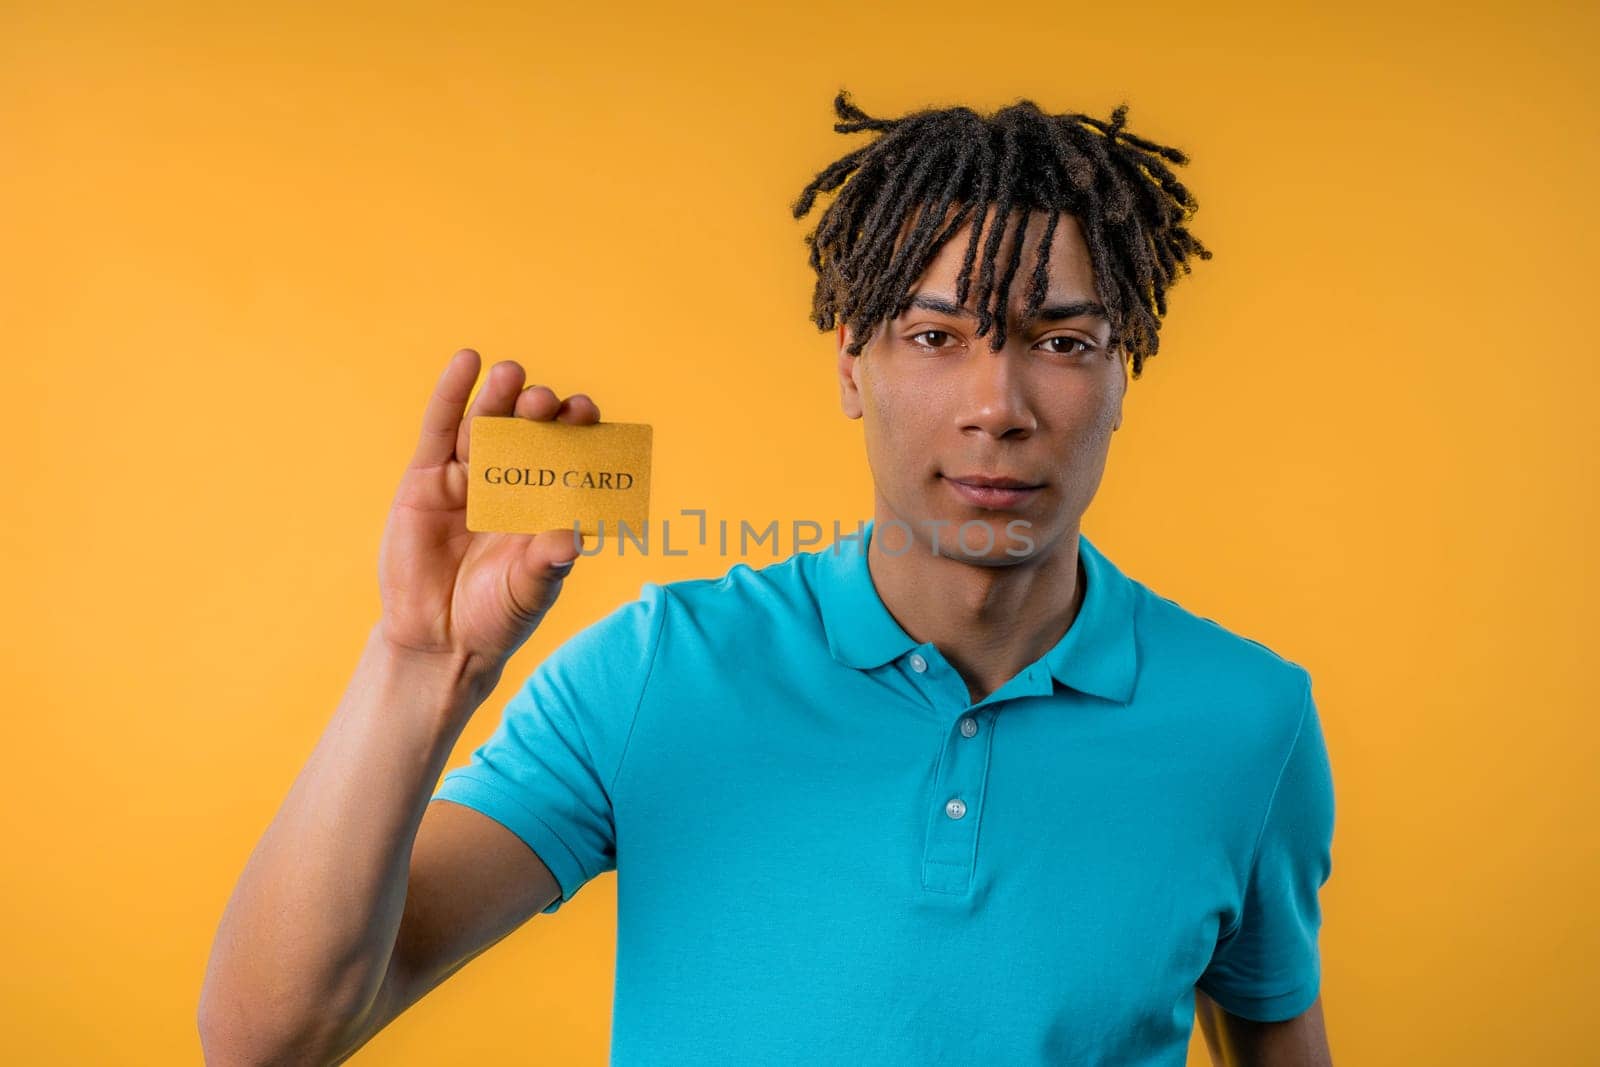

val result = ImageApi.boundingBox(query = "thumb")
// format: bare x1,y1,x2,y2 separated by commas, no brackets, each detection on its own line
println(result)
506,527,583,625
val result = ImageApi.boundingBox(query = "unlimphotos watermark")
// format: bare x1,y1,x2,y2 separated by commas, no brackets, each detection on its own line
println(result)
572,511,1038,558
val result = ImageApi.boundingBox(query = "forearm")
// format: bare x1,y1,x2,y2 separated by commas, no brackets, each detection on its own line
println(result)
198,622,498,1064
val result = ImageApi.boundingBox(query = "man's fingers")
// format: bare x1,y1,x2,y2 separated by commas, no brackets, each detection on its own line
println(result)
454,359,528,464
514,386,600,424
514,384,562,420
555,393,601,424
409,349,481,470
409,349,600,475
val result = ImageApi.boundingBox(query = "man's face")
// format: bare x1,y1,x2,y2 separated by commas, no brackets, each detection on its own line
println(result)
836,205,1127,566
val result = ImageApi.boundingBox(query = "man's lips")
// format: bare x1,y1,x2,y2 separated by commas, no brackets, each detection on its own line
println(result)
941,473,1045,510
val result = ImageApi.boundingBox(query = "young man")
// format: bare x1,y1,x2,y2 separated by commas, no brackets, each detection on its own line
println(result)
200,92,1336,1065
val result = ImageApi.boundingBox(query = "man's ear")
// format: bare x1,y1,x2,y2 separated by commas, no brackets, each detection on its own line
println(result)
837,323,864,420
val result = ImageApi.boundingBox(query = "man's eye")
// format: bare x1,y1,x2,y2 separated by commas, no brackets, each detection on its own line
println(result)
1041,336,1095,356
910,329,955,349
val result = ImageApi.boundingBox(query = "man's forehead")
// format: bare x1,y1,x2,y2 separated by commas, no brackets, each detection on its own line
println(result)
915,209,1094,278
905,203,1088,264
853,200,1106,335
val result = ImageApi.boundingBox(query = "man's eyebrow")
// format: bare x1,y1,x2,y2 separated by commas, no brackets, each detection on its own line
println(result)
905,292,1110,323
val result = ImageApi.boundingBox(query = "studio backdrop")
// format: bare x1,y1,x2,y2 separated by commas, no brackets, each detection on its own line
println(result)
3,2,1596,1063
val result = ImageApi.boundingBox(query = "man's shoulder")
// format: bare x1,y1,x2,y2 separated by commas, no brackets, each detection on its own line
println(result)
1125,570,1312,705
649,548,822,624
535,551,825,694
1117,573,1317,775
554,551,827,684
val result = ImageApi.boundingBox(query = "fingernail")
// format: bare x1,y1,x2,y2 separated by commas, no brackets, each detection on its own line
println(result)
549,559,575,574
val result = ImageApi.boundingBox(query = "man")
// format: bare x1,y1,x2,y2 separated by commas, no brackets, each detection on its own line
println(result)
200,91,1336,1065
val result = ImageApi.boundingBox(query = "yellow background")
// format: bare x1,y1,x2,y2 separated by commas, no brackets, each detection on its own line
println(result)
4,2,1596,1063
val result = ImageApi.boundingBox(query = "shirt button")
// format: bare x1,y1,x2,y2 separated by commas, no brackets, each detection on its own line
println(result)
945,798,966,819
959,716,978,738
908,652,928,673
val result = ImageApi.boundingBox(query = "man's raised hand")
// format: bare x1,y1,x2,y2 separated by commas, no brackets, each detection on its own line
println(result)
376,348,601,672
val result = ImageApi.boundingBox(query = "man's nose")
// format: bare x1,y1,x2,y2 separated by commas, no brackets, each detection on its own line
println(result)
957,349,1037,440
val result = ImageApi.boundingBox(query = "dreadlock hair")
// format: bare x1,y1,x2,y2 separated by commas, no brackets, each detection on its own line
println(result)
790,90,1212,379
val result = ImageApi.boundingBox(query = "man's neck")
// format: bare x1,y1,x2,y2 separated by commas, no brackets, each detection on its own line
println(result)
865,516,1084,704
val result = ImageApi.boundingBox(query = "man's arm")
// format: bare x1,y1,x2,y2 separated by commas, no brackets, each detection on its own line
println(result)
330,798,563,1061
199,349,597,1064
1197,673,1336,1065
197,627,562,1064
1194,990,1332,1067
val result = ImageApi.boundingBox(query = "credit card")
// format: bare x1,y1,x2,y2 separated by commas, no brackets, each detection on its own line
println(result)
465,416,652,538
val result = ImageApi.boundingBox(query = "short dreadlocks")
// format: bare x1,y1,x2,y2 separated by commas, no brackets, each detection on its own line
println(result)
791,90,1212,379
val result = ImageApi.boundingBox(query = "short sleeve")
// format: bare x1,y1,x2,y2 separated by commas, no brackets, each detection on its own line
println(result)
432,582,669,914
1197,674,1336,1021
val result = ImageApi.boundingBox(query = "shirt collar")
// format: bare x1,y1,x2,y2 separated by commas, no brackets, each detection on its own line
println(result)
813,519,1139,705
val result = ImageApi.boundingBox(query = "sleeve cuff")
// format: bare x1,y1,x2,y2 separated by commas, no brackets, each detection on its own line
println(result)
1196,975,1320,1023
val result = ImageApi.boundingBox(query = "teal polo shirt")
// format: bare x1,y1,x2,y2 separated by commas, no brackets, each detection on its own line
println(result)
433,521,1335,1064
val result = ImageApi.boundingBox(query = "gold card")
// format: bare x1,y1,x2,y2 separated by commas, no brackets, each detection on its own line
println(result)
466,416,652,538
